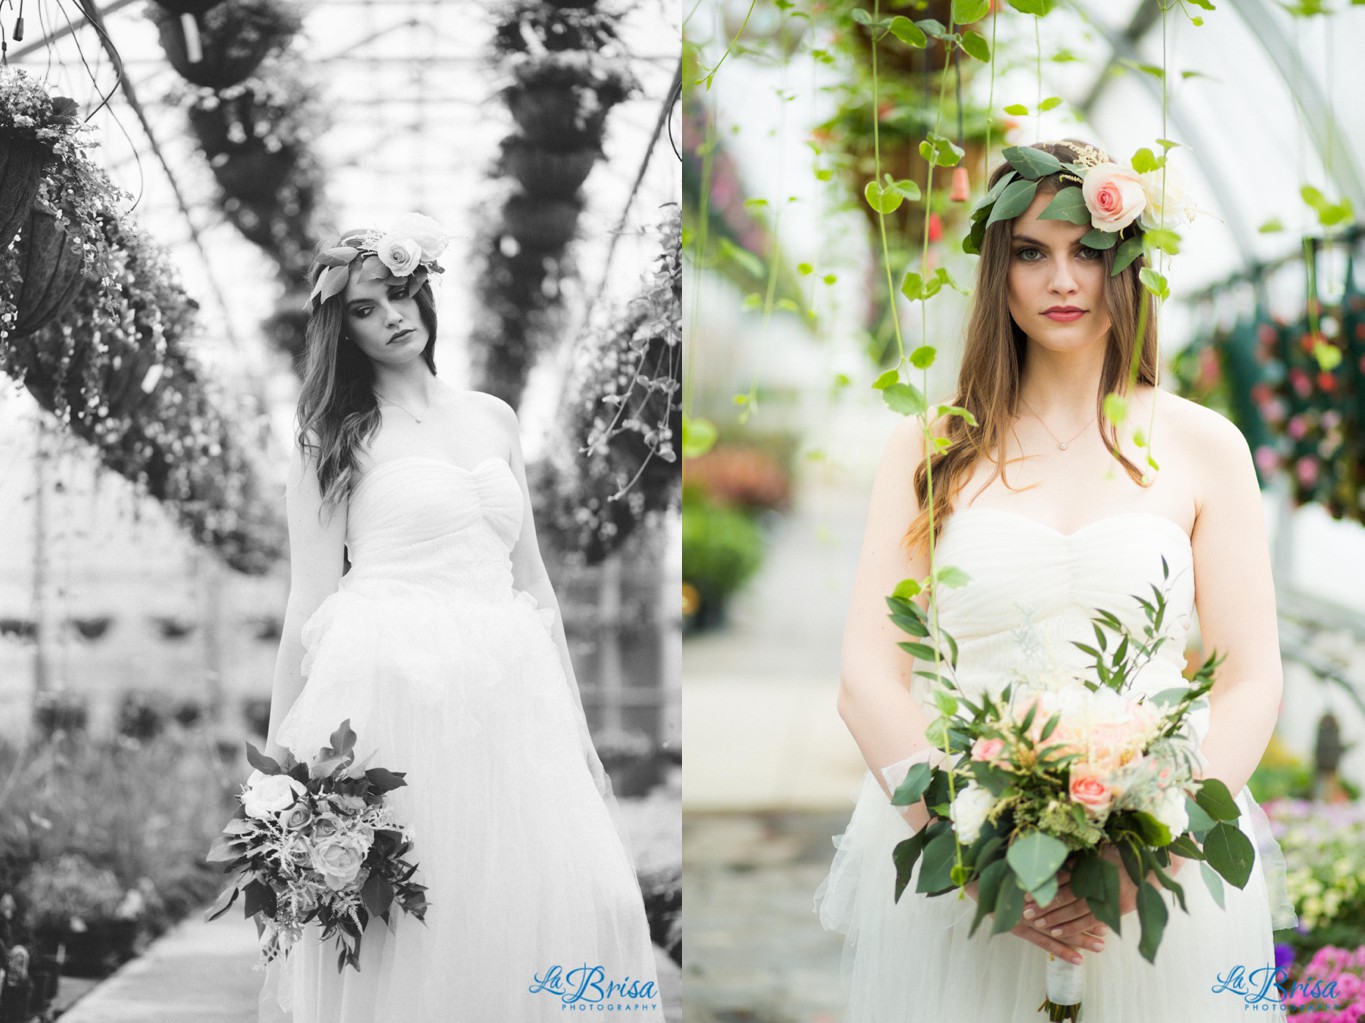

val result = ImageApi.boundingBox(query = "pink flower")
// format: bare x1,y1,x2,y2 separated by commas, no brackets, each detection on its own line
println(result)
971,738,1006,764
1082,163,1147,233
1069,763,1115,818
1296,457,1319,486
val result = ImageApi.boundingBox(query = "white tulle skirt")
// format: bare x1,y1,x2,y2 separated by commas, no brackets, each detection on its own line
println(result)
261,580,664,1022
816,773,1295,1023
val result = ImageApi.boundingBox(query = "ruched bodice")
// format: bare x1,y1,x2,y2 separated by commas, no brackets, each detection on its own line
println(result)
931,509,1195,705
343,456,522,601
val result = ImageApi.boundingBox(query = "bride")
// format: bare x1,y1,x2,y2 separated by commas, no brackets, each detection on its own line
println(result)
258,214,663,1021
817,141,1293,1021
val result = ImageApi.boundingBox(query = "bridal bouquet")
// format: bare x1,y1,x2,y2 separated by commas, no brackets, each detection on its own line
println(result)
888,559,1255,1021
206,720,428,972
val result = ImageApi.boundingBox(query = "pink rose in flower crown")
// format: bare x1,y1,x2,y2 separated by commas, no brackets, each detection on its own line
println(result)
375,235,422,276
1069,763,1115,819
971,737,1007,765
1082,163,1147,233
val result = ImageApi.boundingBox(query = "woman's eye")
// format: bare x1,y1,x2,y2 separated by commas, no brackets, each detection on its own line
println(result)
353,306,372,318
390,288,409,300
1078,246,1102,260
1015,247,1042,262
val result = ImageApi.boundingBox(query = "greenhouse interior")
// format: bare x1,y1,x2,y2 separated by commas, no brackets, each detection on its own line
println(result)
683,1,1365,1020
0,0,681,1018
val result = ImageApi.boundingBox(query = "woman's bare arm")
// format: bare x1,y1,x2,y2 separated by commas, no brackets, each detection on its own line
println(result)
263,444,347,762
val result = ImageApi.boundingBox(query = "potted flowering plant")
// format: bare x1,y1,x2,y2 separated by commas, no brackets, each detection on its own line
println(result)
0,69,82,250
23,854,127,978
503,50,636,149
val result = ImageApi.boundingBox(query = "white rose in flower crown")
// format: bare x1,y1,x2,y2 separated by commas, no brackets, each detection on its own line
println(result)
311,833,372,891
949,783,998,844
1149,785,1190,837
1137,169,1202,230
375,234,422,276
388,212,449,262
241,770,306,821
1082,162,1147,233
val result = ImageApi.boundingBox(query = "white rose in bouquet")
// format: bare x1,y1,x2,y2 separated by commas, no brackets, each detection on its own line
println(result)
949,783,997,844
241,771,306,821
1149,784,1191,837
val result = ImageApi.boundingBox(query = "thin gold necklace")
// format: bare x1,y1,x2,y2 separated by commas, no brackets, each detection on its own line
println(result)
1019,397,1095,452
375,391,429,424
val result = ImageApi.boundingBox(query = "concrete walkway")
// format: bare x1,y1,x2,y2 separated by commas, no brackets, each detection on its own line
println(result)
61,912,683,1022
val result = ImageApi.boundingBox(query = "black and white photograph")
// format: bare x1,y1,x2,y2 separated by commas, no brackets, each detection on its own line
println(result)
0,1,680,1020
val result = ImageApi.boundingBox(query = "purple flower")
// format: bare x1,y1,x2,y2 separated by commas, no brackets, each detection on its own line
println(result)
1275,943,1295,973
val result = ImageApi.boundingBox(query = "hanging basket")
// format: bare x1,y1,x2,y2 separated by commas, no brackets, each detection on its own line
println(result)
503,141,599,198
209,145,296,202
10,204,86,338
506,87,608,150
155,0,299,90
0,135,51,252
153,0,227,16
503,194,582,253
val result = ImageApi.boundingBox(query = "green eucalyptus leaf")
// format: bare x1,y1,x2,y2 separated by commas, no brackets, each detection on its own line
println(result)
1203,822,1254,889
970,858,1009,936
1079,228,1120,250
916,830,959,894
1194,778,1240,821
986,179,1040,226
1136,882,1168,964
1005,831,1068,891
1199,860,1226,909
891,761,935,806
893,831,929,900
991,873,1025,934
1002,145,1064,180
1111,236,1145,276
1037,187,1090,226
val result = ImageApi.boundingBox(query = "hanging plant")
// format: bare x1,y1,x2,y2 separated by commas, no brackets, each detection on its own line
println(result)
0,69,83,250
153,0,228,15
501,139,599,198
7,203,86,338
535,207,682,562
504,50,636,149
503,194,583,251
150,0,302,91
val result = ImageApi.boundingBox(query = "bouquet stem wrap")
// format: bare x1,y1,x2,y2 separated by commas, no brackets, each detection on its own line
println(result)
1042,955,1083,1021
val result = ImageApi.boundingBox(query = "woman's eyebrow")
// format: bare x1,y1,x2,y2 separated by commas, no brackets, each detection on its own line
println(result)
1011,233,1086,248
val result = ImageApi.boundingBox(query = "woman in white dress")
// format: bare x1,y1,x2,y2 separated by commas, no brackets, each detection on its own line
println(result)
817,142,1293,1021
258,215,664,1021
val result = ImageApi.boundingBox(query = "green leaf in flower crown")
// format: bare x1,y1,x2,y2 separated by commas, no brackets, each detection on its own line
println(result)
960,29,990,62
1079,228,1120,250
1037,187,1090,226
1002,145,1064,180
883,382,928,416
888,15,927,47
986,179,1040,226
1136,881,1168,963
1203,822,1254,889
1006,831,1068,892
891,761,935,806
1111,236,1145,276
245,743,282,775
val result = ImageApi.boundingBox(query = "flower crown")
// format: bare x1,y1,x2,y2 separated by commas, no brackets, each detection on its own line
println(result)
308,212,449,310
964,142,1198,276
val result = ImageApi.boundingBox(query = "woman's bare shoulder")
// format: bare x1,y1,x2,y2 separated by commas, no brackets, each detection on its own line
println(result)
1152,387,1250,460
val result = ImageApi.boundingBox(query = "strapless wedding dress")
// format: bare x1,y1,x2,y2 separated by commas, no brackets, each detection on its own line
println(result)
817,510,1294,1022
262,456,663,1022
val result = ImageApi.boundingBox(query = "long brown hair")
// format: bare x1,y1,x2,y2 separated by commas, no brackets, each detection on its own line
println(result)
906,139,1159,551
295,246,438,506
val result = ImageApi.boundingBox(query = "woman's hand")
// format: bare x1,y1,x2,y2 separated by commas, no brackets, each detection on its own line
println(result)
1028,850,1187,942
966,871,1104,966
